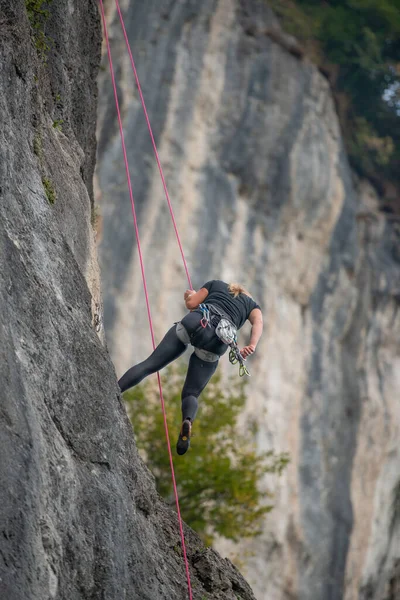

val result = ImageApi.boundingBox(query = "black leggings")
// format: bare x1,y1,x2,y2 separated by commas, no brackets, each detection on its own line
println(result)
118,313,227,421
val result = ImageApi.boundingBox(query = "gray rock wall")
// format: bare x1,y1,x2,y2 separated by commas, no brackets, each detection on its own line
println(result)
0,2,256,598
96,1,400,599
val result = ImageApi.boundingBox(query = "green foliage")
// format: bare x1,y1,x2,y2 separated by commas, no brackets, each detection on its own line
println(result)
25,0,53,61
91,203,101,229
349,117,395,172
34,127,59,206
274,0,400,195
42,176,56,204
52,119,64,131
124,365,289,544
33,133,43,162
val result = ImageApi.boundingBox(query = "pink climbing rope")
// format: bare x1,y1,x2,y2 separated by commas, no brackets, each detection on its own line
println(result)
114,0,193,291
98,3,193,599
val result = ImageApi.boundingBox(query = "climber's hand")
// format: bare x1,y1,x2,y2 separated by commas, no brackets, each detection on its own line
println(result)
240,345,256,359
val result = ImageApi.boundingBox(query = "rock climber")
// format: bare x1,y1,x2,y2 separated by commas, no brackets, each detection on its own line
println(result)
118,280,263,455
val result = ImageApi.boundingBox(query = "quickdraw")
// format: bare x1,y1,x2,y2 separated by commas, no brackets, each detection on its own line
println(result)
198,303,211,328
229,345,251,377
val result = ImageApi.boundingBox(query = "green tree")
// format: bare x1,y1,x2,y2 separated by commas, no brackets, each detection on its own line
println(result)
274,0,400,199
124,366,289,545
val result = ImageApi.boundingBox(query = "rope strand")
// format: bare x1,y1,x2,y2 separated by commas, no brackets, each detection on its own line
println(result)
114,0,193,290
98,3,193,598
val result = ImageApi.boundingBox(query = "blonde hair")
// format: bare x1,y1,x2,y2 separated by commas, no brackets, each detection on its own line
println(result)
228,283,252,298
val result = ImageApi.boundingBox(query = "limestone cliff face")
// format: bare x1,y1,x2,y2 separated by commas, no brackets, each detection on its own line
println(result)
96,1,400,599
0,2,257,599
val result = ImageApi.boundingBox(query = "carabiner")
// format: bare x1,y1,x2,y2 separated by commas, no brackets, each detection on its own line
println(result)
239,363,251,377
229,348,238,364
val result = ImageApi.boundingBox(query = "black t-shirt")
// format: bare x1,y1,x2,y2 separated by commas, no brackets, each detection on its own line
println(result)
201,280,261,330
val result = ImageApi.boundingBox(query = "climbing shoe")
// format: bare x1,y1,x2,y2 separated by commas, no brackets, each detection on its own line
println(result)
176,419,192,456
